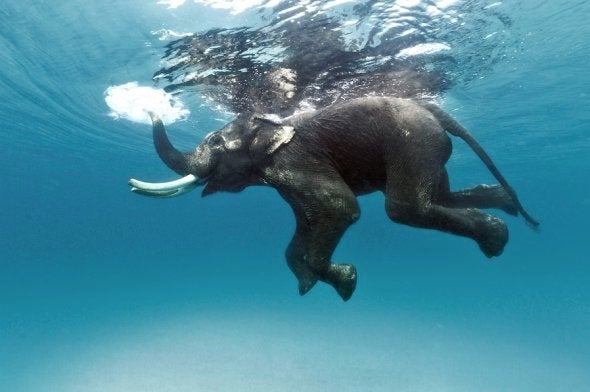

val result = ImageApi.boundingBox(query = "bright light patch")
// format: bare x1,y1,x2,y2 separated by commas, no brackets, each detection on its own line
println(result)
158,0,186,8
151,29,192,41
322,0,355,10
395,42,451,59
192,0,265,14
342,19,359,26
435,0,459,8
396,0,421,8
104,82,189,125
484,2,502,9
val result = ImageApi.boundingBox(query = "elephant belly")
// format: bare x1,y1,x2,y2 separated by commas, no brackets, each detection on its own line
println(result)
336,152,387,195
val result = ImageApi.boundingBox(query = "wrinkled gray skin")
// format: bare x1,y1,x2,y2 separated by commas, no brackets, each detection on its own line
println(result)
135,97,538,301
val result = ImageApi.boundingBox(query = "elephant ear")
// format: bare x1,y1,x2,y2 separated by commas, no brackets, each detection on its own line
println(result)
249,116,295,161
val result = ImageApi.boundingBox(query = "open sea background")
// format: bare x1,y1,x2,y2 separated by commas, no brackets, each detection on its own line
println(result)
1,1,588,390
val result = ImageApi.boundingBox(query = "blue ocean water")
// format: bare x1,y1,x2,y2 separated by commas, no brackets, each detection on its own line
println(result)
1,0,589,390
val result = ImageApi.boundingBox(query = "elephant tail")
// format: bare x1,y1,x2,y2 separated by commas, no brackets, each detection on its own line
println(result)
421,102,540,229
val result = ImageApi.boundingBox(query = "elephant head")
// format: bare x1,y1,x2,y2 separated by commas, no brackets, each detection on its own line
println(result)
129,112,295,197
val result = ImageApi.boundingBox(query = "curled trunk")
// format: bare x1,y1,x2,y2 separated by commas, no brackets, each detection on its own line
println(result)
127,113,205,198
150,112,191,175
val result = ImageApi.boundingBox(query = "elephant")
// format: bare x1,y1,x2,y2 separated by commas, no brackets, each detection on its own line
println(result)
129,97,538,301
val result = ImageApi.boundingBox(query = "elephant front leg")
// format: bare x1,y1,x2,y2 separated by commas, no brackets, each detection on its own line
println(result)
282,178,361,301
286,223,318,296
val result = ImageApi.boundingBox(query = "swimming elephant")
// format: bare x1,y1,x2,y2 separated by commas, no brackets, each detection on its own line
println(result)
130,97,538,301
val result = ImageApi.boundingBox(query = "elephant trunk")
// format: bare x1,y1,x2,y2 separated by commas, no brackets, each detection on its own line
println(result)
127,113,206,198
150,112,191,175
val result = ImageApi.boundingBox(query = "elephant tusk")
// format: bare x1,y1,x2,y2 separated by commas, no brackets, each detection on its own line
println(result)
128,174,201,198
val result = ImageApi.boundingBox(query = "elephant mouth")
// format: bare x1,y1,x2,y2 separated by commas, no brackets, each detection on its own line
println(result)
128,174,206,198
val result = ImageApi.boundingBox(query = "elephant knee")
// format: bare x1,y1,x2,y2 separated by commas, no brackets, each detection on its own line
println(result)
386,201,407,223
286,240,305,261
315,199,360,228
386,201,426,225
343,206,360,225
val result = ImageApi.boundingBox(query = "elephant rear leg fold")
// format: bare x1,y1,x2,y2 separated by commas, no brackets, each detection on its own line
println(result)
385,170,509,258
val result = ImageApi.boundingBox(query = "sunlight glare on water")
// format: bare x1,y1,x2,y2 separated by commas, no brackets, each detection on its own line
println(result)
105,82,190,125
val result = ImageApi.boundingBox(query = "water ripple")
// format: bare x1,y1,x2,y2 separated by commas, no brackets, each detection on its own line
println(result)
153,0,515,116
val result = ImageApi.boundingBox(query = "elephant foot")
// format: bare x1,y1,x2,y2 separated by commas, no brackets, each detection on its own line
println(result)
324,263,357,301
485,184,518,216
286,252,319,296
298,276,318,296
471,184,518,216
477,216,509,258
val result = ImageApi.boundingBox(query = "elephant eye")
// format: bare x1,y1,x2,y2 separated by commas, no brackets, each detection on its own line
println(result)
208,134,224,148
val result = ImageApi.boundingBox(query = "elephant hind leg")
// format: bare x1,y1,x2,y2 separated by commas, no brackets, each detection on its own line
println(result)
385,169,509,257
436,170,518,215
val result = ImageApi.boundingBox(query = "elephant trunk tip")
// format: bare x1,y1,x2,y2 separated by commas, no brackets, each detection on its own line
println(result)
523,212,540,232
147,111,159,122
